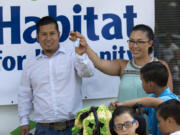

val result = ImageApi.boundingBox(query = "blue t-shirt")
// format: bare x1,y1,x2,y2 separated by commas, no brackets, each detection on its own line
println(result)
145,87,179,135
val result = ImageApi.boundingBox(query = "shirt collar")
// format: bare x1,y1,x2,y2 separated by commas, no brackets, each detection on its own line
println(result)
36,45,66,59
151,87,170,98
159,87,171,97
170,131,180,135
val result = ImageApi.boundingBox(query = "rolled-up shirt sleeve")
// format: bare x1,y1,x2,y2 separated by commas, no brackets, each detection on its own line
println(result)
18,69,33,126
74,53,94,77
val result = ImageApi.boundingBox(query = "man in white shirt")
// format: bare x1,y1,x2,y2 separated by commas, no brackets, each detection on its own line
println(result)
18,16,94,135
156,99,180,135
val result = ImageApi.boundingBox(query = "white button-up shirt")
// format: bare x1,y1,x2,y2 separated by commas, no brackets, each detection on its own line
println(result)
18,47,94,126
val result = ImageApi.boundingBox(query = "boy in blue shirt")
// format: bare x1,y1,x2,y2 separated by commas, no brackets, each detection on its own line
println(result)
156,99,180,135
109,61,179,135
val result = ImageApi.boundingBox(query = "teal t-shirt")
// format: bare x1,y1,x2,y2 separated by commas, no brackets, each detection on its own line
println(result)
118,60,148,102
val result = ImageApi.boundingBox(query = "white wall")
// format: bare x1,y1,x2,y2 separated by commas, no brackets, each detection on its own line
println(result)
0,105,19,135
0,97,117,135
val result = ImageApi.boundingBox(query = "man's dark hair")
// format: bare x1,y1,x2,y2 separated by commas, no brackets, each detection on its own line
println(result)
36,16,59,33
131,24,154,54
140,61,169,87
156,99,180,125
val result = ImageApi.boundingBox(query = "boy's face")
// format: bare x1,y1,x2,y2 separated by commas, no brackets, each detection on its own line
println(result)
140,75,152,94
156,111,170,135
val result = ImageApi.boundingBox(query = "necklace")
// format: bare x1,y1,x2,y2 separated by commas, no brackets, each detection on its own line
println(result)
131,57,154,69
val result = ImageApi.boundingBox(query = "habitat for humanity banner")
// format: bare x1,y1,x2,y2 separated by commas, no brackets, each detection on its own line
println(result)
0,0,154,105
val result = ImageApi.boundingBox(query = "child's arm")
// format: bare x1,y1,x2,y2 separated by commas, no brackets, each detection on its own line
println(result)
109,97,163,110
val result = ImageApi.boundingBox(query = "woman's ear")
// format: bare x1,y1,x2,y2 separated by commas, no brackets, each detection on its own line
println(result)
149,40,153,47
135,120,139,129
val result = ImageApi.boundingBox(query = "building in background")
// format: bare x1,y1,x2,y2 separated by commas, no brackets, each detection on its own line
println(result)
155,0,180,95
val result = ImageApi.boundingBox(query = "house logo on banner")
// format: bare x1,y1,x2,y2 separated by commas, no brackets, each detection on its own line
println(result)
0,0,155,105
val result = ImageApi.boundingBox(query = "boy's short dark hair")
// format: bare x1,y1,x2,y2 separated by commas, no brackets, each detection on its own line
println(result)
140,61,168,87
156,99,180,125
36,16,59,33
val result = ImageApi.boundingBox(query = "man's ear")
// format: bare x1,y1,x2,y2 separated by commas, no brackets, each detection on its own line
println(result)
36,34,39,43
58,31,60,39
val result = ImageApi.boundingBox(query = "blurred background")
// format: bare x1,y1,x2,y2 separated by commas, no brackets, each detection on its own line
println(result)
155,0,180,95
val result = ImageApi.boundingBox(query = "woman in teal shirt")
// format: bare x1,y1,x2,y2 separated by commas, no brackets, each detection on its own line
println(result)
70,24,173,101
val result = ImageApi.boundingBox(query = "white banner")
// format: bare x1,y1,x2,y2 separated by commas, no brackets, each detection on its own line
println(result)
0,0,154,105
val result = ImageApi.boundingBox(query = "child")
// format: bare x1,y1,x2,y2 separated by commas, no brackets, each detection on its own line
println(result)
109,106,139,135
109,61,179,135
156,99,180,135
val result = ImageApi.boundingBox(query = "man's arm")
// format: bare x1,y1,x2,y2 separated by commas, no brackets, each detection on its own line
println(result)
74,53,95,77
18,68,33,135
109,97,163,110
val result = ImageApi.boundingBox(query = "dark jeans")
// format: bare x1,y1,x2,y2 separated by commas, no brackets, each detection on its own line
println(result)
34,123,73,135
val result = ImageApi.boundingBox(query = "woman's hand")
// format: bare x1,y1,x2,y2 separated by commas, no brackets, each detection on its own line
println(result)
69,31,89,55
